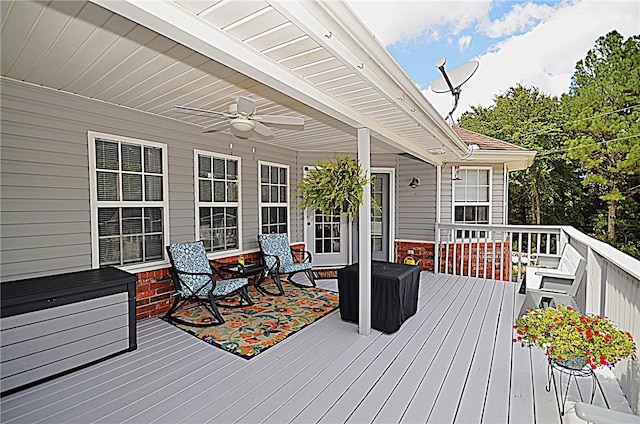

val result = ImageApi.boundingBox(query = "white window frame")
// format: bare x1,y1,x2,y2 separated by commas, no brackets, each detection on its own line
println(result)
452,166,492,237
258,161,290,237
194,149,242,257
88,131,170,272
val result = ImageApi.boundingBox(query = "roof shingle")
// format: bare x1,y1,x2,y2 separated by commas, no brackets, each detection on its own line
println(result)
452,127,525,151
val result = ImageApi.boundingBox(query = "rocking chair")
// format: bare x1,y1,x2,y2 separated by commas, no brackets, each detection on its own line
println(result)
257,233,316,296
165,241,253,326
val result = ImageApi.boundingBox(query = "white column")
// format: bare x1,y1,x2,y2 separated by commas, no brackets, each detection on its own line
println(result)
358,128,372,336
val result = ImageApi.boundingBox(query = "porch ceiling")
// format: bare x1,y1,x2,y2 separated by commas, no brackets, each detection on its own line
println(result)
0,0,468,164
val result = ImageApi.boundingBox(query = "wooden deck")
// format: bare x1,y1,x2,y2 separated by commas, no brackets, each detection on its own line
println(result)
1,273,632,423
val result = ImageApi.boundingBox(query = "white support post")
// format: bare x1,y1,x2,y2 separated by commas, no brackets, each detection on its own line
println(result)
358,128,372,336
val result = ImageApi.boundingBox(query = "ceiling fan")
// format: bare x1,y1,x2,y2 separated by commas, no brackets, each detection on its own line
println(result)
174,96,304,138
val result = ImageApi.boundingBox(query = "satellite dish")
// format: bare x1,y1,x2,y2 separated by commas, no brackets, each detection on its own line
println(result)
431,58,479,123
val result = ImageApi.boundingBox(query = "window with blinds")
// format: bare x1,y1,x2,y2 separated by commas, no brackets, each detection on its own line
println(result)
195,151,240,252
89,133,168,268
259,162,289,235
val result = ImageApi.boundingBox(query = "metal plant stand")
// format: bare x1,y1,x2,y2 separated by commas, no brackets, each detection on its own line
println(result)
546,357,606,416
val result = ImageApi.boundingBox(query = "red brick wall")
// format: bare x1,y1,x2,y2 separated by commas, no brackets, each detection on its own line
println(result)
134,269,173,321
134,245,305,321
395,241,435,271
394,240,511,281
437,242,511,281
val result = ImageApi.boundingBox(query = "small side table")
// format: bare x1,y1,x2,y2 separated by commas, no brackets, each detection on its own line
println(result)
213,262,268,294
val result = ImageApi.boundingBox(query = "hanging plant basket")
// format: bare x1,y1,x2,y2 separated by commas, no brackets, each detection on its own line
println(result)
295,154,379,221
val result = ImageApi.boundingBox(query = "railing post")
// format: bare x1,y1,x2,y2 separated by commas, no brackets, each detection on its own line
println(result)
435,224,440,274
585,246,605,316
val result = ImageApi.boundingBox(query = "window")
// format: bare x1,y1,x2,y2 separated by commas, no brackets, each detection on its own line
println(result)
259,162,289,234
195,150,241,252
453,167,491,238
88,132,168,268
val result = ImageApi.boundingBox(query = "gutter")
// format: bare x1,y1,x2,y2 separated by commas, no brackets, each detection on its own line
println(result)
316,1,471,157
463,150,537,171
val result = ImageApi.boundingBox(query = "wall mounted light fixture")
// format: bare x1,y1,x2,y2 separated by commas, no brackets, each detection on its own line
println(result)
408,177,420,189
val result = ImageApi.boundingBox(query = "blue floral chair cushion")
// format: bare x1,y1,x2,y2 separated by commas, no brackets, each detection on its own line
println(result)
258,233,316,294
165,241,252,326
258,233,294,269
167,241,213,297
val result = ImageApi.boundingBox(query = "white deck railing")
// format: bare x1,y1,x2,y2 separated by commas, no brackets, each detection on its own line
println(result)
435,223,640,414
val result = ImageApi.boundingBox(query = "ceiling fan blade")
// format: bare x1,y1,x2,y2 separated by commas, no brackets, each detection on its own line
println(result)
202,120,230,133
236,96,255,116
253,121,274,137
252,115,305,126
174,105,230,117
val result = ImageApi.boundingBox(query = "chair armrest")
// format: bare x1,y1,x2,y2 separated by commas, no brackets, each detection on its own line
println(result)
535,270,575,279
171,268,217,294
260,252,281,272
575,402,640,424
291,247,312,264
534,253,561,268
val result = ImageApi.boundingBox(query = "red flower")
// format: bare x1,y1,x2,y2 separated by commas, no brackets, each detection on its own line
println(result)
566,306,572,310
512,338,518,343
586,332,593,339
600,356,607,365
517,329,523,335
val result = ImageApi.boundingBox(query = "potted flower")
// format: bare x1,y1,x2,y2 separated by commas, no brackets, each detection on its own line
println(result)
514,305,636,370
295,153,379,221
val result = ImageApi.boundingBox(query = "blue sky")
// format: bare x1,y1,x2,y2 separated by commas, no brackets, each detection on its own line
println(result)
347,0,640,120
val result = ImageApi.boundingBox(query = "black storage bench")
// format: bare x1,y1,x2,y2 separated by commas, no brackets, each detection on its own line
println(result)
0,267,137,395
337,261,420,333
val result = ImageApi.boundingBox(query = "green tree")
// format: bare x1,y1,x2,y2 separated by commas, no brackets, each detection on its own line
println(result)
459,85,585,226
563,31,640,250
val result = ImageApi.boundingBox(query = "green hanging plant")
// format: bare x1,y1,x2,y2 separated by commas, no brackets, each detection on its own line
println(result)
295,154,379,221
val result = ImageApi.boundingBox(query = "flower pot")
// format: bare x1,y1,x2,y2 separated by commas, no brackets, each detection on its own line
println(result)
554,356,587,370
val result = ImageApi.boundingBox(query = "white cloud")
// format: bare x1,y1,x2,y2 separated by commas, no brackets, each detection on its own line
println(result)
424,0,640,120
347,0,491,45
479,3,556,38
458,35,472,52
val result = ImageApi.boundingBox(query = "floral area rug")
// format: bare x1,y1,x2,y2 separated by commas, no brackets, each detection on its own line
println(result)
163,284,339,359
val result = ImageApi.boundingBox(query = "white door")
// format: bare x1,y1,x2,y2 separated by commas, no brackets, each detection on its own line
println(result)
306,208,349,267
304,166,350,267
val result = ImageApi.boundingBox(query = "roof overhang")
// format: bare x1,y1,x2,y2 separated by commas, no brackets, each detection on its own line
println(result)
90,0,468,165
3,0,509,167
462,150,537,171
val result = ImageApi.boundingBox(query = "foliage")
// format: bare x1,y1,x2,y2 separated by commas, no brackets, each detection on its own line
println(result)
294,154,378,221
514,305,636,369
459,85,585,226
459,31,640,258
562,31,640,248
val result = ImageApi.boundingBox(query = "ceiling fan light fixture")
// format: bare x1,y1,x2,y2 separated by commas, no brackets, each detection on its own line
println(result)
230,118,255,132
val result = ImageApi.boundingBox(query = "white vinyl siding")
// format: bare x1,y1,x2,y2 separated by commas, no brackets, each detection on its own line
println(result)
88,132,169,269
195,150,241,253
259,161,289,235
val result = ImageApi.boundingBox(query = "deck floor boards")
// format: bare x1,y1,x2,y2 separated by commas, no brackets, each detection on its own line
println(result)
1,272,629,423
